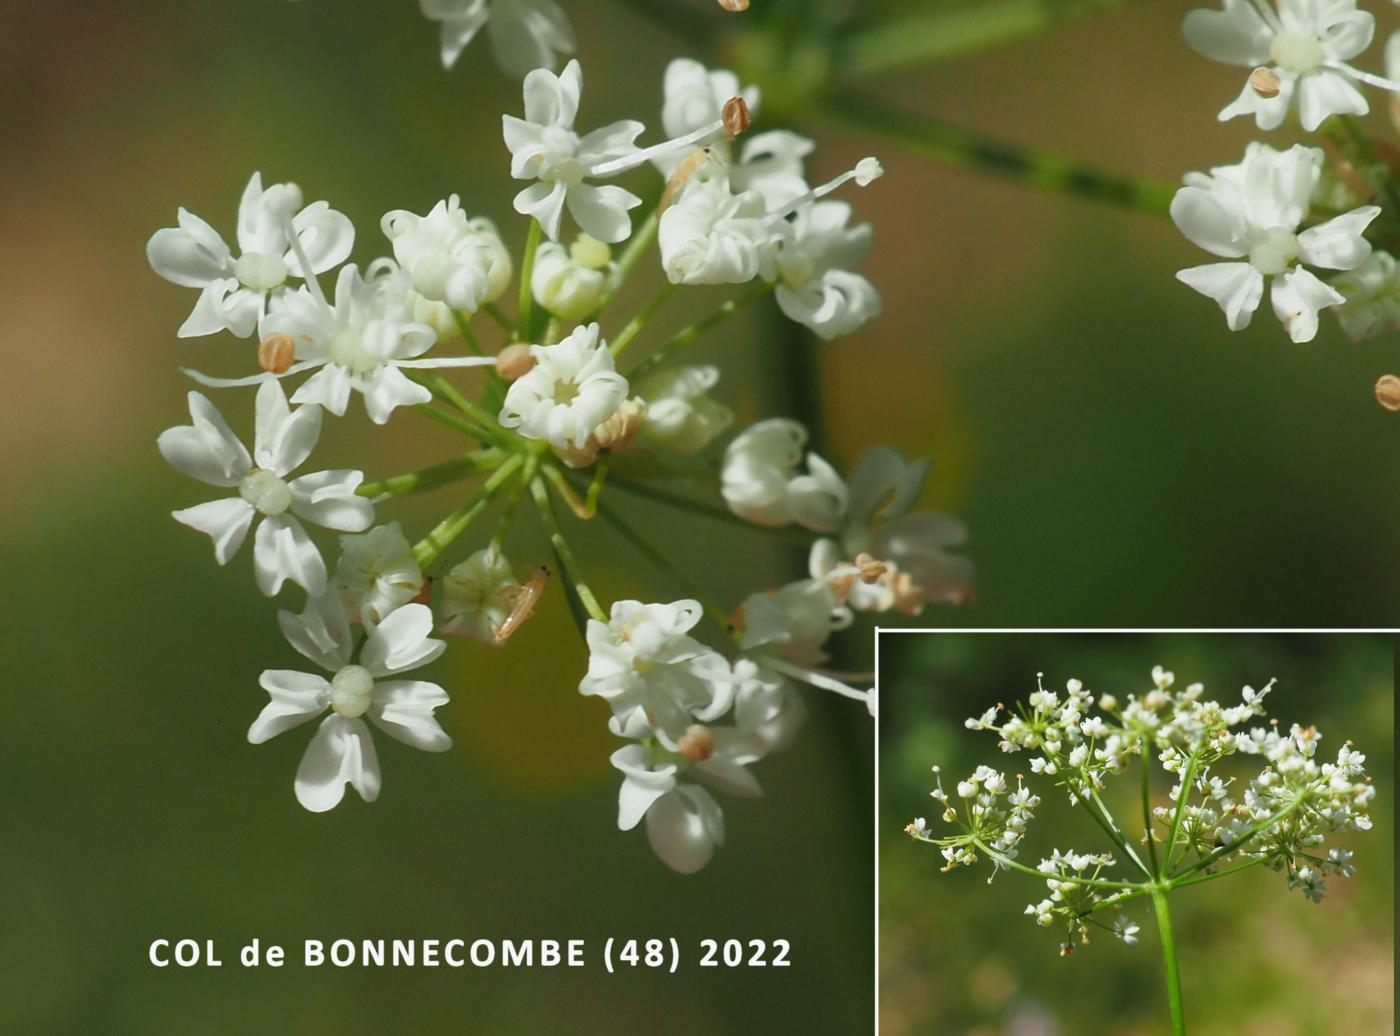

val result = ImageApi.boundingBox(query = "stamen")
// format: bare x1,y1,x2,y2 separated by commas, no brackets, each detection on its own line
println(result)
763,656,871,709
767,157,884,221
1374,374,1400,412
257,333,296,374
1335,63,1400,92
716,0,749,10
1248,67,1281,98
496,343,537,379
280,215,332,314
722,97,751,138
181,360,320,388
588,102,750,179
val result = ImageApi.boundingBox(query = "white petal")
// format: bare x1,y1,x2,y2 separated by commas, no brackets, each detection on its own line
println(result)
289,470,374,531
294,715,381,812
1297,205,1380,270
361,365,432,425
369,680,452,751
158,391,251,486
291,363,353,417
645,786,723,874
286,201,355,276
1271,266,1345,343
1177,262,1264,331
361,603,445,676
172,498,255,564
278,591,354,671
565,183,641,245
1170,185,1249,259
177,280,238,338
1296,68,1368,131
618,776,670,831
146,210,231,287
248,670,330,743
488,0,574,76
513,180,569,241
1181,0,1273,66
252,515,327,596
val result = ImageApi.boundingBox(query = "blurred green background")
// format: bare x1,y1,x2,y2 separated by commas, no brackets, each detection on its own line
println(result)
2,0,1397,1031
878,632,1395,1035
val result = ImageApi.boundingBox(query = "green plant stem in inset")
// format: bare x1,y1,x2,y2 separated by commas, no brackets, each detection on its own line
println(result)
1150,887,1186,1036
839,0,1140,80
359,449,506,499
625,281,773,382
412,455,525,569
530,475,608,624
826,91,1175,218
611,282,678,357
607,475,816,546
517,218,542,341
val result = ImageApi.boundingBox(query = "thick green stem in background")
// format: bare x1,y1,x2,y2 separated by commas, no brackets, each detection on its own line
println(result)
359,449,506,499
411,455,524,569
827,91,1175,217
1150,888,1186,1036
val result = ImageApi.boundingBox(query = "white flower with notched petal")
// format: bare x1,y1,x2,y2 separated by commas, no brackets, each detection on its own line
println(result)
654,58,761,177
498,323,628,449
638,365,733,454
158,380,372,596
721,418,847,531
531,235,619,322
502,60,644,242
773,200,882,340
146,172,353,338
336,522,425,625
250,260,494,423
1332,250,1400,340
421,0,574,77
248,594,450,812
441,547,518,642
659,177,778,285
580,599,732,739
1171,142,1380,342
1183,0,1396,131
381,196,512,314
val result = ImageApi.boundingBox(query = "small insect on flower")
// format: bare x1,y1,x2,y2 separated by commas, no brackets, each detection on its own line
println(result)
492,566,550,645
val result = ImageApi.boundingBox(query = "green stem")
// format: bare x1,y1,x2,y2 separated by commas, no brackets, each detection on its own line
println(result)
1163,753,1201,875
1150,888,1185,1036
483,302,514,335
517,219,542,341
1170,802,1299,880
1082,793,1152,880
359,449,506,499
967,837,1141,890
607,476,816,546
1141,741,1161,876
826,91,1175,218
452,308,508,409
416,372,504,441
840,0,1139,80
1170,856,1267,889
489,455,537,553
625,281,773,382
412,455,525,569
611,282,678,357
529,475,608,623
413,403,497,442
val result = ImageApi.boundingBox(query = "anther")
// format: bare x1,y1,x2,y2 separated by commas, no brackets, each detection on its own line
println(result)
258,333,296,374
722,96,752,138
1374,374,1400,412
496,342,537,379
677,724,716,763
716,0,749,10
1248,66,1282,98
854,552,888,584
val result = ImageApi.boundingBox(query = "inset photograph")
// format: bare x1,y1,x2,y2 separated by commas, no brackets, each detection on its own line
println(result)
877,631,1394,1035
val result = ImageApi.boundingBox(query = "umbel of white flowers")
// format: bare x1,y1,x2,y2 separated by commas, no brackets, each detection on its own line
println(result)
148,53,972,872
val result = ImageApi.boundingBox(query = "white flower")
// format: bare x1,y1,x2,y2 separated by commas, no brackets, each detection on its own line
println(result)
637,365,733,454
233,261,493,423
731,657,806,751
502,60,644,242
610,745,727,874
773,200,882,340
421,0,574,76
147,172,353,338
739,577,849,668
159,380,372,596
440,547,518,642
381,196,512,313
659,176,778,285
1171,142,1380,342
1183,0,1395,131
721,419,847,531
579,599,732,739
654,58,761,177
248,593,450,812
1332,250,1400,340
336,522,425,625
732,130,815,211
498,322,629,449
531,235,618,322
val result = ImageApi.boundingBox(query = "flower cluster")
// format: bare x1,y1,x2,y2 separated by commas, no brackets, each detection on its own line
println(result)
151,55,971,869
909,667,1373,955
1173,0,1400,345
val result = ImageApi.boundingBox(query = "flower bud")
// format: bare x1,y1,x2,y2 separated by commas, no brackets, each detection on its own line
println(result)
532,239,617,322
257,333,295,374
1248,66,1281,98
496,342,536,380
677,724,716,763
1375,374,1400,412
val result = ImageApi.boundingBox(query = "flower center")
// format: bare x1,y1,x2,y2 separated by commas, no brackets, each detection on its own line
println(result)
238,468,293,515
233,251,289,292
330,664,374,718
328,328,380,375
1270,32,1324,75
553,380,581,405
1249,226,1301,276
536,128,585,186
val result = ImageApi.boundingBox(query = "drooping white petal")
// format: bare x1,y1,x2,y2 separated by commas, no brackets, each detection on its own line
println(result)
172,498,256,564
1271,265,1345,342
369,679,452,751
248,669,331,743
288,470,374,532
1177,262,1265,331
1170,185,1250,259
1182,0,1273,67
294,715,381,812
361,603,445,676
611,744,679,830
253,514,327,596
645,785,724,874
565,183,641,244
513,180,570,240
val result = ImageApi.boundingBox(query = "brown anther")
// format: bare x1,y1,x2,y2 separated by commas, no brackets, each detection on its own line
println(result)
1375,374,1400,412
677,724,716,763
722,96,751,138
495,342,536,380
410,577,434,607
1248,66,1281,99
258,333,296,374
830,572,857,601
853,552,888,584
891,571,924,616
591,398,647,450
716,0,749,9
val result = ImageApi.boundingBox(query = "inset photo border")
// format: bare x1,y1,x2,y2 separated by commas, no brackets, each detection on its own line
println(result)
874,629,1395,1036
